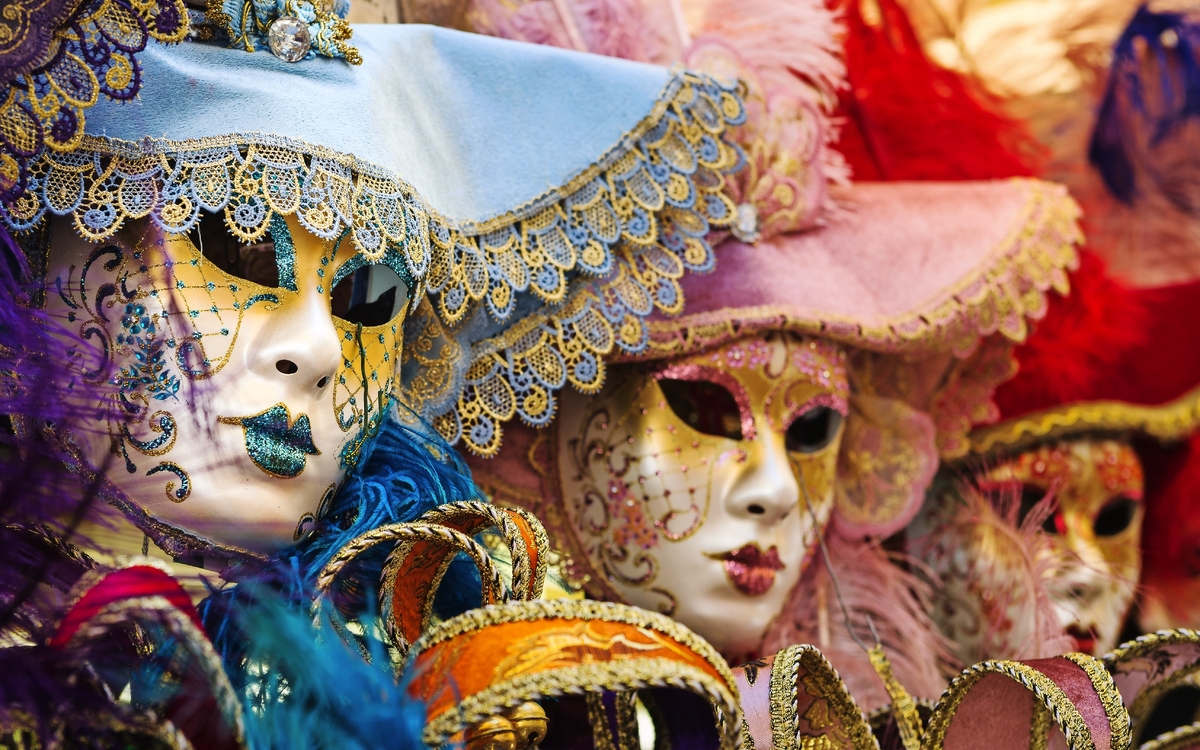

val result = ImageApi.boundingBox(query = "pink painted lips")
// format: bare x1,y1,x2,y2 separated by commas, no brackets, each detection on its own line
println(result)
708,544,785,596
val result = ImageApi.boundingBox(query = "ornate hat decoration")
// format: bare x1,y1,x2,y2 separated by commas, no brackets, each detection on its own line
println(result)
0,0,189,204
1,19,749,561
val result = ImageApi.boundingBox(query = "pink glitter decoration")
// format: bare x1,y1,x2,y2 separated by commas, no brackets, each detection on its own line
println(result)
653,363,757,440
607,477,658,550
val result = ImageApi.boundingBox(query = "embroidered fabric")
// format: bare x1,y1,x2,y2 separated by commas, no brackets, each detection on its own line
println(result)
2,70,746,458
206,0,361,64
0,0,188,203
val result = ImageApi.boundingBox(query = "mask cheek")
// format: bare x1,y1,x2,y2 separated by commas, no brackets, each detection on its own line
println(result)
833,394,938,538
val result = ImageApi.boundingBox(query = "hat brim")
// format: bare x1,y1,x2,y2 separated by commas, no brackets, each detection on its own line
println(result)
634,178,1080,361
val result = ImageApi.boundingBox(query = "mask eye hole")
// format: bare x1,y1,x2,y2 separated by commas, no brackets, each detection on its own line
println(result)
330,264,408,328
1016,484,1059,534
785,407,842,454
658,378,743,440
191,212,280,288
1094,496,1140,537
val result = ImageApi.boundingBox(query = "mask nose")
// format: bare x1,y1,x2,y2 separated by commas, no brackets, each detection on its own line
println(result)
724,431,800,523
246,288,341,396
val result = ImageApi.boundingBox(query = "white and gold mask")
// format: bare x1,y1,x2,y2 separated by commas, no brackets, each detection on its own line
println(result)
556,332,848,657
984,439,1144,655
46,214,409,554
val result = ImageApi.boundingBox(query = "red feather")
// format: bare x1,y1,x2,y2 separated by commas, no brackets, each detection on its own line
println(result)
993,250,1148,418
831,0,1044,180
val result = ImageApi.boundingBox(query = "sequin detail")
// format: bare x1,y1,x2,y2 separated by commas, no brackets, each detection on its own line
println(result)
146,461,191,502
218,403,320,478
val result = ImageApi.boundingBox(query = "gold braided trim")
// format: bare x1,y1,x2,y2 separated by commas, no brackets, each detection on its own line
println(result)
968,384,1200,454
424,657,739,749
623,178,1080,362
1139,722,1200,750
1063,653,1132,750
417,501,539,602
771,645,877,750
407,598,737,690
1104,630,1200,666
922,660,1097,750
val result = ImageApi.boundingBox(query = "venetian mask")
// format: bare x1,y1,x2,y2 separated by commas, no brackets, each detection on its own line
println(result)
984,439,1144,655
555,332,848,658
45,212,409,554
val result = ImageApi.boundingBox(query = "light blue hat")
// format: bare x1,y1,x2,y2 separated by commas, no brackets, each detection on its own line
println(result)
6,22,746,457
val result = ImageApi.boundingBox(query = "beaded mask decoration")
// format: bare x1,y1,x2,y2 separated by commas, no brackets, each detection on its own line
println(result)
556,332,848,656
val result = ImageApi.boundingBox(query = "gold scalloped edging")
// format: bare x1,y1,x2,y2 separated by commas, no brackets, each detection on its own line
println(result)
1139,722,1200,750
1064,653,1133,750
922,659,1112,750
403,599,740,748
968,383,1200,455
621,178,1080,362
770,645,877,750
1,69,747,462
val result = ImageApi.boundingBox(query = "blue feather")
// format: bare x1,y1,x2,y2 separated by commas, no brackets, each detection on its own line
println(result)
1090,5,1200,203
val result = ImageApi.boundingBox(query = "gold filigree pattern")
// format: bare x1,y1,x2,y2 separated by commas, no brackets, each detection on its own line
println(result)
770,645,877,750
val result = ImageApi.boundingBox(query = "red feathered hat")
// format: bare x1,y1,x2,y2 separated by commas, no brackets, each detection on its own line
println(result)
968,250,1200,455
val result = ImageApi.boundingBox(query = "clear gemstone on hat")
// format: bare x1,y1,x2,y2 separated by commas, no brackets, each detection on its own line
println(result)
731,202,760,243
268,16,311,63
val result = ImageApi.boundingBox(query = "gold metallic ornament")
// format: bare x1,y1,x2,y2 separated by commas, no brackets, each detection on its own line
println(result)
504,702,549,749
464,715,518,750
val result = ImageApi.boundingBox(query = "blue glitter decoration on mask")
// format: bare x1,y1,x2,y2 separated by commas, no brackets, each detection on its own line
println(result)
146,461,191,502
219,403,320,478
269,213,298,292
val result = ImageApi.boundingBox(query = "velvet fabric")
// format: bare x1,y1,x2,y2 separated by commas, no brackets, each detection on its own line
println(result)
85,24,673,222
666,180,1036,337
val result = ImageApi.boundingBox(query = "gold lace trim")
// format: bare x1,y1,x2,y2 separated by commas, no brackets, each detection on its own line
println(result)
1063,653,1132,750
770,645,876,750
1104,629,1200,664
626,179,1080,361
3,71,746,461
968,383,1200,454
1140,722,1200,750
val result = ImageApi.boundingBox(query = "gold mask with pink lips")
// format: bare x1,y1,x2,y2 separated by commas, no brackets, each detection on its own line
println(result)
983,439,1144,655
556,332,848,658
45,213,409,557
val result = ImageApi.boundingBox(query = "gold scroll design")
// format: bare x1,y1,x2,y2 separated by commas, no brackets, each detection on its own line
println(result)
767,644,876,750
1103,629,1200,748
921,655,1130,750
968,383,1200,456
403,599,740,749
630,179,1080,361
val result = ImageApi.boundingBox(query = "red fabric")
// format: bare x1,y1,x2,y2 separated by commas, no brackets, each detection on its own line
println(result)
993,251,1146,417
50,565,201,648
830,0,1042,180
1140,436,1200,606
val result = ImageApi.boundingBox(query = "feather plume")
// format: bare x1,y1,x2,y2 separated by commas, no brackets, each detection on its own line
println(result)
908,473,1073,666
832,0,1043,180
760,531,953,711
